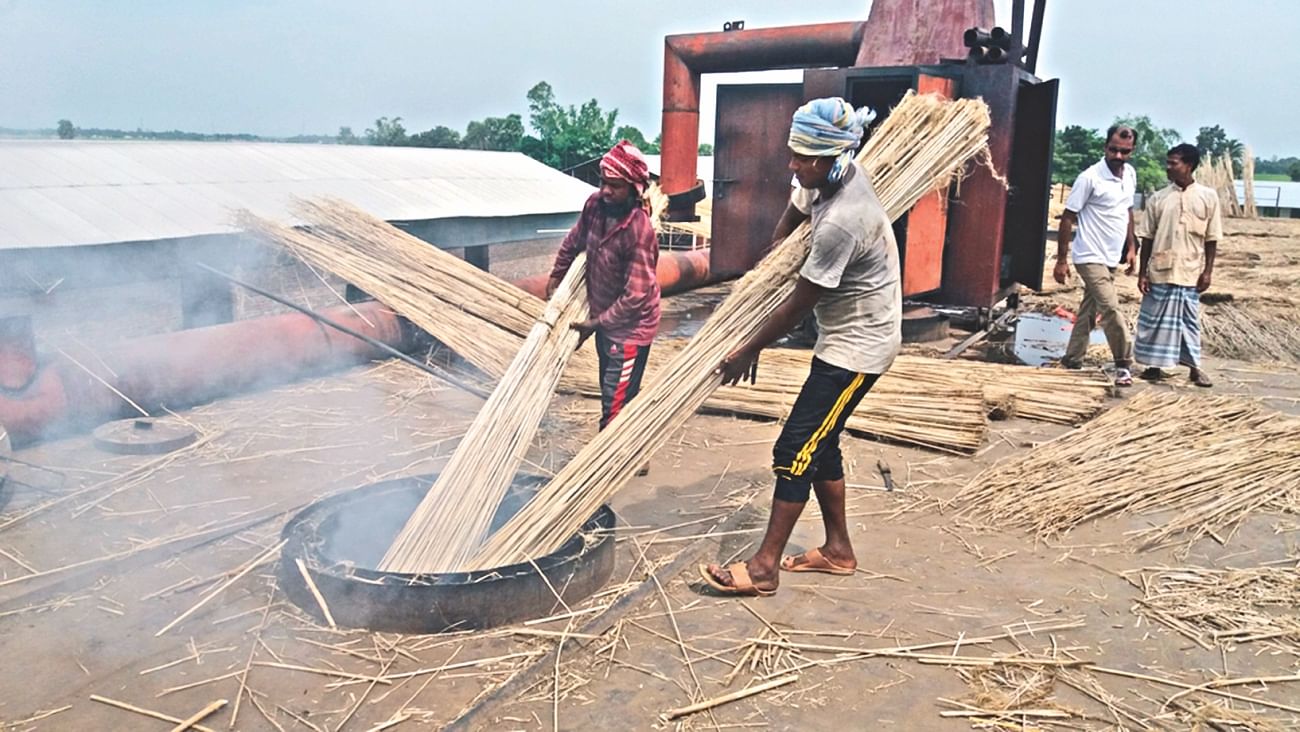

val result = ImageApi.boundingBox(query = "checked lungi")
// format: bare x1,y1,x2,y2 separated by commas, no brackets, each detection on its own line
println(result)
1135,282,1202,368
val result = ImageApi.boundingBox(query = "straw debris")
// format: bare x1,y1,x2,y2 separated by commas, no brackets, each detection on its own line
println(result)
956,391,1300,552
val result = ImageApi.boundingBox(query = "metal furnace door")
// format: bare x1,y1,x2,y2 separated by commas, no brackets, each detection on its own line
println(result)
1002,78,1058,292
710,84,805,278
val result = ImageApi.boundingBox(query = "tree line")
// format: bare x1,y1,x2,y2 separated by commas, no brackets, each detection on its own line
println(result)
45,80,711,170
40,101,1296,183
1054,119,1300,190
345,81,712,169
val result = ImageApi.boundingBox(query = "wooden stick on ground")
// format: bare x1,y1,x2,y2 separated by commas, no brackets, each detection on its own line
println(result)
89,695,218,732
57,347,150,418
155,539,286,636
663,674,799,720
294,558,337,629
1087,665,1300,715
168,699,227,731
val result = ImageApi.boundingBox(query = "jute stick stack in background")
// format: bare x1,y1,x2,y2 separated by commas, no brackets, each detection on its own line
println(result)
379,254,590,574
470,91,997,569
1241,145,1258,218
651,344,990,454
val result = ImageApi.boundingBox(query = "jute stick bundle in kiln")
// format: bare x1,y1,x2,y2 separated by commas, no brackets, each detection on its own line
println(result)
379,254,590,574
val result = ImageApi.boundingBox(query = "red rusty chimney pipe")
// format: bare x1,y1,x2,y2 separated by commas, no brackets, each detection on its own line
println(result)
660,22,866,220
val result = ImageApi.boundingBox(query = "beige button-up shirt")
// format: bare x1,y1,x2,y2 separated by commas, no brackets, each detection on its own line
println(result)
1137,181,1223,287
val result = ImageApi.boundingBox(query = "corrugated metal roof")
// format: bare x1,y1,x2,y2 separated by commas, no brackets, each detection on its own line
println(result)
0,141,596,250
1235,180,1300,210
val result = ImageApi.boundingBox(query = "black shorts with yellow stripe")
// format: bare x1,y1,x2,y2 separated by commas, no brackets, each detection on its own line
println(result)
771,357,880,503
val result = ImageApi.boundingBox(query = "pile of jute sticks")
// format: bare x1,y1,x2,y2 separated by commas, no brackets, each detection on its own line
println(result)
956,391,1300,551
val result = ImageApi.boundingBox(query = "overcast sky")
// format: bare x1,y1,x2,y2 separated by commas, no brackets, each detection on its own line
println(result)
1,1,1295,157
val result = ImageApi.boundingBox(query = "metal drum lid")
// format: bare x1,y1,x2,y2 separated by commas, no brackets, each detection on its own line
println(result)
93,418,198,455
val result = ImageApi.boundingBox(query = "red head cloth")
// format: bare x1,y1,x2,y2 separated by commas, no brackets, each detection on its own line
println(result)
599,140,650,195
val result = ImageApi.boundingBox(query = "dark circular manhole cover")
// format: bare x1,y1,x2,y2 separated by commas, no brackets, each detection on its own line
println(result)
279,473,616,633
93,418,198,455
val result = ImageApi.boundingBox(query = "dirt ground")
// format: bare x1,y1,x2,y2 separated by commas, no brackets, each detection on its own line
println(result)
2,229,1300,730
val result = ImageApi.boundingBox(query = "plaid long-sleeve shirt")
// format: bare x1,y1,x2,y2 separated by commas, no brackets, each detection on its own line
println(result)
550,192,661,346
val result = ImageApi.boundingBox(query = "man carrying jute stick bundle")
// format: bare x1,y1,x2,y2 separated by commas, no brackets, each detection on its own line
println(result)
1135,143,1222,388
548,141,661,473
1053,124,1138,385
701,98,902,597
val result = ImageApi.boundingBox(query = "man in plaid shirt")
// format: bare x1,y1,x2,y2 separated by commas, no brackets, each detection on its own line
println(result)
548,141,660,472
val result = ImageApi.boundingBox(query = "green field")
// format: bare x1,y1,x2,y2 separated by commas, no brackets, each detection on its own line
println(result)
1255,173,1291,181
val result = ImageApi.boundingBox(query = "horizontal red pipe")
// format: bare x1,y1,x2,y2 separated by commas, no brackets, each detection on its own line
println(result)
0,250,714,446
0,301,408,446
512,248,713,299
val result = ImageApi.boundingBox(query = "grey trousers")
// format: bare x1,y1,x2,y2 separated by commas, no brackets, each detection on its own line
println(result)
1065,262,1133,366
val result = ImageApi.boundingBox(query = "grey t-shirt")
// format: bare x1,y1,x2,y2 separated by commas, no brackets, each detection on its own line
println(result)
791,163,902,375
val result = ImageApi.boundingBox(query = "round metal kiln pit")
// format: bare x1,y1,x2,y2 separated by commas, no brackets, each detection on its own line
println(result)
278,473,615,634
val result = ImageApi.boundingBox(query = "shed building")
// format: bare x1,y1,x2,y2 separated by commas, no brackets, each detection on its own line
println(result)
0,141,594,353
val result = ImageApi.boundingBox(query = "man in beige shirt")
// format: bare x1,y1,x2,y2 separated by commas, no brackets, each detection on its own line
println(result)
1135,143,1222,387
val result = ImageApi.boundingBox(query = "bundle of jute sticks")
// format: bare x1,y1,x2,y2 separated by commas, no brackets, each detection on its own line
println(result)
239,199,599,383
468,91,998,569
955,390,1300,551
379,254,590,573
240,202,998,465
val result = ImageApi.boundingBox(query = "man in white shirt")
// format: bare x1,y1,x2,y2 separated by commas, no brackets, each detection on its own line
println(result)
1053,125,1138,384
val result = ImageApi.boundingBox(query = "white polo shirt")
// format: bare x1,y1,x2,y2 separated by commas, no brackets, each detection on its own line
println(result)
1064,159,1136,267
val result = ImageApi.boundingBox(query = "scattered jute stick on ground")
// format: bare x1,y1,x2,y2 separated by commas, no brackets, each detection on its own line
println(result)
89,695,218,732
955,391,1300,552
294,558,337,629
471,91,996,568
663,674,799,720
1129,565,1300,653
156,539,286,636
168,699,227,732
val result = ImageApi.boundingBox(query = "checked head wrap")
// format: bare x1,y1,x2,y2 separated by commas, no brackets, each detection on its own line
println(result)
600,140,651,195
788,98,877,183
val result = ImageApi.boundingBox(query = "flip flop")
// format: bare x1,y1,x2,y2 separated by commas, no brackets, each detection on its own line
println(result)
1139,367,1166,382
698,563,776,597
780,547,855,576
1191,372,1214,388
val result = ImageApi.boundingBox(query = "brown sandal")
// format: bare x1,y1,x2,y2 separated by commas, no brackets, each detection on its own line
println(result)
698,563,776,597
780,547,855,576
